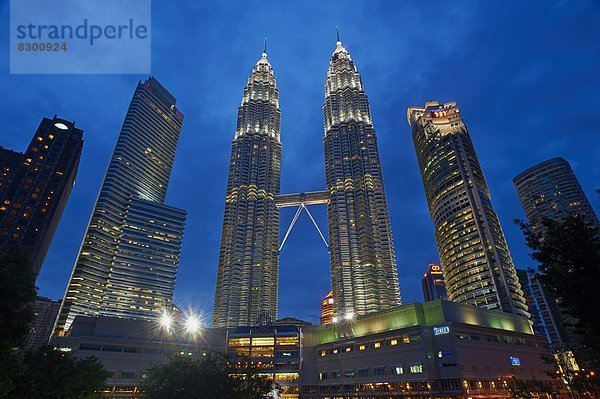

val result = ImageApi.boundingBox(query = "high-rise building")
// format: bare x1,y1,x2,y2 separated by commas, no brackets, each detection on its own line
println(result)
55,77,186,335
26,297,61,349
323,37,400,319
320,291,334,325
516,269,567,345
408,101,528,318
212,48,282,327
513,157,598,232
421,264,447,302
513,158,591,367
0,116,83,276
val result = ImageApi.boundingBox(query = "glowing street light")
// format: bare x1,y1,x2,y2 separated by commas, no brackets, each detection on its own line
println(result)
332,316,339,323
159,311,173,332
344,312,355,321
184,312,201,335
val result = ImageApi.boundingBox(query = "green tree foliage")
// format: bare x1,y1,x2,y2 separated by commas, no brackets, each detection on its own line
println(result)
142,353,278,399
0,245,37,397
8,346,109,399
507,377,558,399
518,214,600,366
0,245,109,398
0,245,36,353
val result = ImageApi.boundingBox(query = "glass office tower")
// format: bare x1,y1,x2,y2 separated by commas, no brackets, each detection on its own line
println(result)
323,38,401,319
514,157,598,232
55,77,186,335
212,49,282,327
408,101,528,318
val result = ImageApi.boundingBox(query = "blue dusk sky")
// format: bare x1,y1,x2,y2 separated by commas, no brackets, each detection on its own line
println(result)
1,1,599,323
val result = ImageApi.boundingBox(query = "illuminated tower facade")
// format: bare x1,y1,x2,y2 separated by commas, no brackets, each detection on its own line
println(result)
408,101,528,318
323,38,401,319
0,116,83,276
212,49,282,327
55,77,186,335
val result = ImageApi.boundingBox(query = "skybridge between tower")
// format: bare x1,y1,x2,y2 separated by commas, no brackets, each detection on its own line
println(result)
275,190,330,251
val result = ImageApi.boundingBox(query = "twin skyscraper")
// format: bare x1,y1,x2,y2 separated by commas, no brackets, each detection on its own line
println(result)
213,38,530,327
213,38,401,327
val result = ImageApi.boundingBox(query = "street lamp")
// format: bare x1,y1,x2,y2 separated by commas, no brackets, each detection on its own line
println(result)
184,312,201,335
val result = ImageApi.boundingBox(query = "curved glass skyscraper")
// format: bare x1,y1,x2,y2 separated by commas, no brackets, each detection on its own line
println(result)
408,101,528,318
55,77,186,335
212,49,282,327
514,157,598,232
323,39,400,318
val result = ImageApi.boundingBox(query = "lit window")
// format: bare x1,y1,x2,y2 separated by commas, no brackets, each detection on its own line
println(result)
358,345,365,351
390,339,398,346
374,342,381,349
410,364,423,373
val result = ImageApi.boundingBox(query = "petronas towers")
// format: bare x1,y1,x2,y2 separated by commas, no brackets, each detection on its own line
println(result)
213,50,282,327
323,40,400,317
213,38,401,327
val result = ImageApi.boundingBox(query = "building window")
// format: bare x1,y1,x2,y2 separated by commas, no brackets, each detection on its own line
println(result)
358,369,369,377
358,345,366,351
343,370,354,378
390,339,398,346
252,337,274,346
319,372,327,380
120,371,135,379
331,371,340,379
391,366,403,375
228,337,251,346
276,336,298,346
410,364,423,373
373,342,381,349
374,367,385,376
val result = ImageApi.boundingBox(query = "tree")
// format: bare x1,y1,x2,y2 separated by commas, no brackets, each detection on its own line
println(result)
8,346,110,399
518,214,600,366
507,376,558,399
0,245,37,353
0,245,109,398
142,353,278,399
0,245,37,397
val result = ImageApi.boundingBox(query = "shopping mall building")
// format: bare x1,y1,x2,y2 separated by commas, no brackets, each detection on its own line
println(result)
52,299,565,398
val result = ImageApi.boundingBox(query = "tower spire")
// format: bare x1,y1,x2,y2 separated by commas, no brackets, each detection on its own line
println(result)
263,37,268,56
336,26,340,43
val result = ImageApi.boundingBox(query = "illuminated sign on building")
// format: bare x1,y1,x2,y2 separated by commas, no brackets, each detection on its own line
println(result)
510,356,521,366
429,264,442,275
428,105,457,119
433,326,450,335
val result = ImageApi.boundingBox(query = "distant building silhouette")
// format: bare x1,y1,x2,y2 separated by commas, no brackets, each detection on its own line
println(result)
421,264,447,302
26,297,61,349
320,291,335,324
